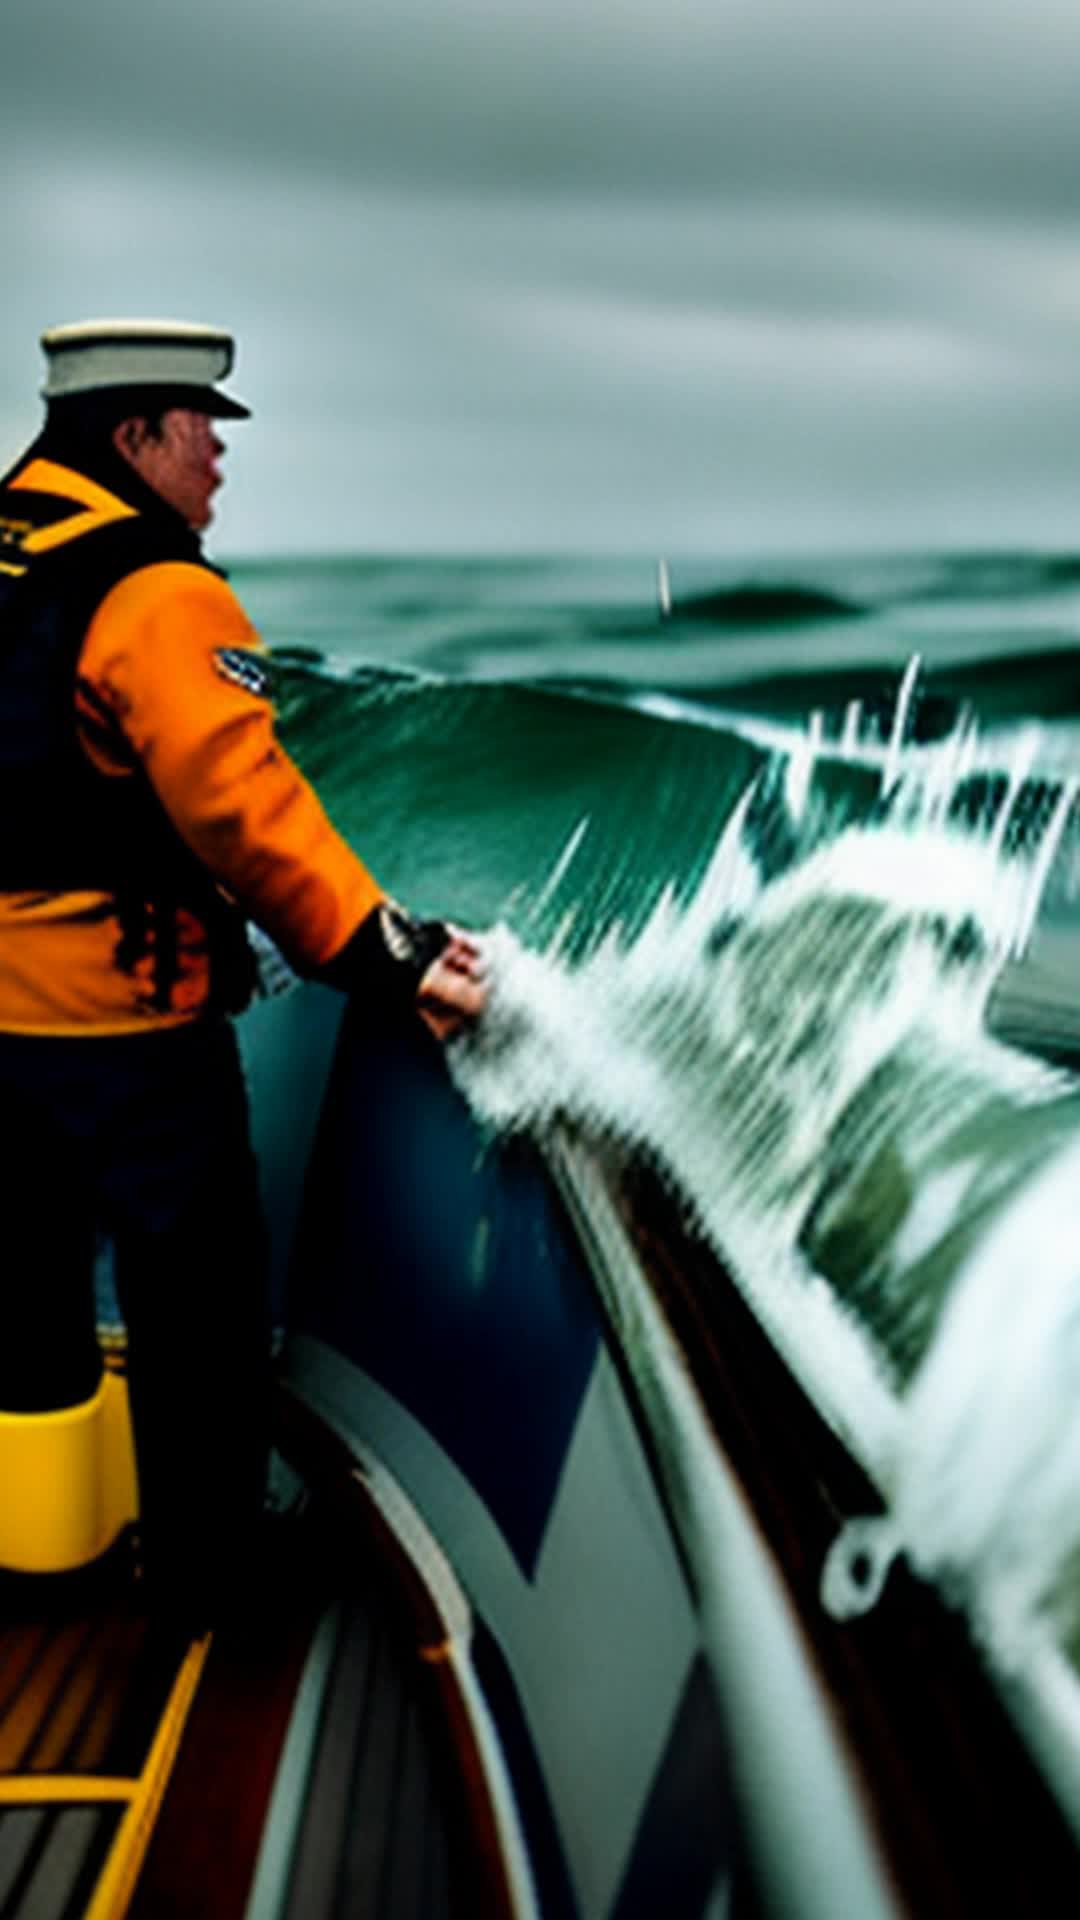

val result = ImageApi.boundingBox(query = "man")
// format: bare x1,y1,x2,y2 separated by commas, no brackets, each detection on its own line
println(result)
0,319,486,1628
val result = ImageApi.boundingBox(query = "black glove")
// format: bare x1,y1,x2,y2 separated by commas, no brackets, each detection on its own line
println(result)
316,901,452,1006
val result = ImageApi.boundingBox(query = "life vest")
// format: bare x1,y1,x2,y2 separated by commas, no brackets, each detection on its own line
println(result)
0,449,255,1014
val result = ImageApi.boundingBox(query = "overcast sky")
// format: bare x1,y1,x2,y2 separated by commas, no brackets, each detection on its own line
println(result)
6,0,1080,555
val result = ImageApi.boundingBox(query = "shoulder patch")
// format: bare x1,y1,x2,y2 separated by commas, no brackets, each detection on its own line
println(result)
214,647,271,698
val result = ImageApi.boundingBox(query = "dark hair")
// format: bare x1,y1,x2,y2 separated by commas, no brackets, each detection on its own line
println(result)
44,390,168,453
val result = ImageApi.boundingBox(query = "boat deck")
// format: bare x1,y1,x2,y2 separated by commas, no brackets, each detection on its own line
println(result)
0,1443,492,1919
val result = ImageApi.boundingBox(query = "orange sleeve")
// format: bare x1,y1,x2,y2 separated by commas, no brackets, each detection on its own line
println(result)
78,561,385,969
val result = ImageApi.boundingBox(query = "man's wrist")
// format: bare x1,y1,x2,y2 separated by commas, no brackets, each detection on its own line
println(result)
375,902,452,982
316,901,451,1001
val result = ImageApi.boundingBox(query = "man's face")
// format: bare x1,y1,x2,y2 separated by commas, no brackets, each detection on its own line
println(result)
113,408,225,529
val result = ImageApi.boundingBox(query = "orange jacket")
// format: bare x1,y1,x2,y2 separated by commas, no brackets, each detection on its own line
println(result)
0,497,383,1033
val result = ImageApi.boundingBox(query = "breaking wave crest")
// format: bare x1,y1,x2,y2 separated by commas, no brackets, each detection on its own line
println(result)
451,733,1080,1701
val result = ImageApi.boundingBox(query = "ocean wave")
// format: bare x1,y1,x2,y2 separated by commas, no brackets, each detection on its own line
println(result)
450,736,1080,1718
672,582,866,624
905,551,1080,603
534,641,1080,743
272,657,774,944
667,553,1080,622
264,604,1080,1822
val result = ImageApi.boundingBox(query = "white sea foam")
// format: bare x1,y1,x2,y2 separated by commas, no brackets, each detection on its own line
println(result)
896,1138,1080,1661
452,725,1080,1693
825,1136,1080,1685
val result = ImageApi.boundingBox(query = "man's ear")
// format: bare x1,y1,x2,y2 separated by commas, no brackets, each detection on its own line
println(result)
112,418,146,460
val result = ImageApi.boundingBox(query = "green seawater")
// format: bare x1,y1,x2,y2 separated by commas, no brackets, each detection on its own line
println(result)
233,549,1080,1696
230,549,1080,940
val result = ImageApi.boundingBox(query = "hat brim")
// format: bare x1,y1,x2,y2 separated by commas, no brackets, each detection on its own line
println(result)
166,384,251,420
193,387,251,420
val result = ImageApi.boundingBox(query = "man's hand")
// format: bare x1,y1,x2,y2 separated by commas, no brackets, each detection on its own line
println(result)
416,929,488,1041
316,904,488,1035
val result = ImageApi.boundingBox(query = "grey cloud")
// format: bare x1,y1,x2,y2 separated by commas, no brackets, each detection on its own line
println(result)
7,0,1080,220
6,3,1080,550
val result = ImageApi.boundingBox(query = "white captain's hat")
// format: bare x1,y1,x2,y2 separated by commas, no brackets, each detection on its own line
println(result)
40,318,251,418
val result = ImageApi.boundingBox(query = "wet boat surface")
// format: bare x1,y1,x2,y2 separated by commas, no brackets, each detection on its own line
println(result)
0,1383,500,1920
6,977,1078,1916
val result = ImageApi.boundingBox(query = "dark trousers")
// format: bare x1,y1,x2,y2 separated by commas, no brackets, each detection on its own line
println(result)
0,1018,270,1616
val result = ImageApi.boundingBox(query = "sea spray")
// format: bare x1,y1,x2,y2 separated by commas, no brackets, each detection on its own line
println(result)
825,1135,1080,1675
450,750,1080,1686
